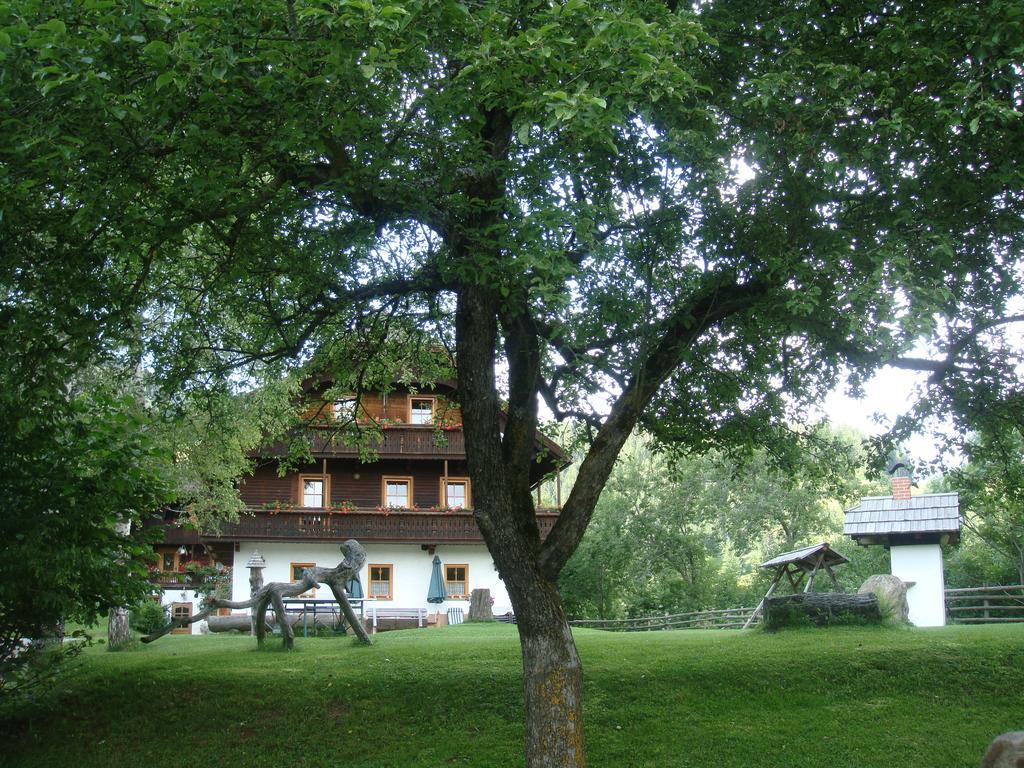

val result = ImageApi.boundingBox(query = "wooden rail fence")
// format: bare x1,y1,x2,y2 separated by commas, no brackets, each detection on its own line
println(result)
945,584,1024,624
570,606,758,632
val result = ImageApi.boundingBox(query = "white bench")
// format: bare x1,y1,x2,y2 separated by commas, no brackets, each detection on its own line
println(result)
368,606,428,633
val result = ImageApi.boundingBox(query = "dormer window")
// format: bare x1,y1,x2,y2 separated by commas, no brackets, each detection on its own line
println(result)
409,397,434,425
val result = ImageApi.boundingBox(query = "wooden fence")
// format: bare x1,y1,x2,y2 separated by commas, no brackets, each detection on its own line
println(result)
570,606,758,632
945,584,1024,624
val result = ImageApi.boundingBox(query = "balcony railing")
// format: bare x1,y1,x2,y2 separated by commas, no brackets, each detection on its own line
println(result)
150,572,193,587
199,506,560,543
261,426,467,459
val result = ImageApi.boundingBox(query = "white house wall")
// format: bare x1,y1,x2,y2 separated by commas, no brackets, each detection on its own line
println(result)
157,588,206,635
890,544,947,627
232,541,512,616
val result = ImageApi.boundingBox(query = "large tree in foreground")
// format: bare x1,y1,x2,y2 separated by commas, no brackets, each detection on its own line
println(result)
3,1,1023,764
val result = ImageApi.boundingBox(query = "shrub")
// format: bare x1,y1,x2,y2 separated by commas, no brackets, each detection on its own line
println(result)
0,631,91,712
130,601,169,635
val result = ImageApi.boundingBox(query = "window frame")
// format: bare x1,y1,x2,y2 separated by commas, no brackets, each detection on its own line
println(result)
368,564,393,600
290,561,317,598
444,564,469,600
439,477,472,509
298,473,330,508
158,547,180,572
381,476,413,508
170,602,192,634
408,396,436,425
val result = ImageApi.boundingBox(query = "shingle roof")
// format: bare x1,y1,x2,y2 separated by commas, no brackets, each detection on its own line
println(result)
759,542,849,570
844,492,960,536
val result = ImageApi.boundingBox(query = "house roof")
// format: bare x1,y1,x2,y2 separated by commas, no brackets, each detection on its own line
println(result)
843,492,960,536
759,542,849,570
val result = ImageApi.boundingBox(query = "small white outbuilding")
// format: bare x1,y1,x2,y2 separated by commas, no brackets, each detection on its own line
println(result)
844,462,960,627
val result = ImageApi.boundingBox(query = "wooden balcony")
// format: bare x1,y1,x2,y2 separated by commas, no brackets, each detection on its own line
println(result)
263,426,467,459
149,572,193,588
197,506,561,544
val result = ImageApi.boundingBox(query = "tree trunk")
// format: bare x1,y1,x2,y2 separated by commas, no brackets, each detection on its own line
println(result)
510,575,586,768
108,519,133,650
108,607,132,649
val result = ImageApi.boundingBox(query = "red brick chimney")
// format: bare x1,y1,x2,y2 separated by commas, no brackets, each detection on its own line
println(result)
890,460,913,500
891,475,912,500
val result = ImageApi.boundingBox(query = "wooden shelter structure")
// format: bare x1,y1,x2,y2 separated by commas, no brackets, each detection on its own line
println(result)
743,542,849,628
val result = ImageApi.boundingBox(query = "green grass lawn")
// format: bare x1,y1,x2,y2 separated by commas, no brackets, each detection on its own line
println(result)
4,623,1023,767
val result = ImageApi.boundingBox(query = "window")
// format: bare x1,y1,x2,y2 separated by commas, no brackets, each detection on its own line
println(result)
299,474,329,508
170,602,192,635
291,562,316,598
441,478,471,509
368,564,393,599
445,565,468,599
382,477,412,508
156,547,190,573
409,397,434,425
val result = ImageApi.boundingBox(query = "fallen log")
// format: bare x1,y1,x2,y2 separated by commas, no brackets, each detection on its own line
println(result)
143,539,371,648
206,613,304,633
763,592,881,630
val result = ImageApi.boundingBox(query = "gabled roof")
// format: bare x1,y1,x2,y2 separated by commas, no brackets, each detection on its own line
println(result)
759,542,848,570
844,492,960,536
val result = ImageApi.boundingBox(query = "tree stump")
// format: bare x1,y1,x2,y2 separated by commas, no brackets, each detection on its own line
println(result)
468,588,493,621
763,592,881,630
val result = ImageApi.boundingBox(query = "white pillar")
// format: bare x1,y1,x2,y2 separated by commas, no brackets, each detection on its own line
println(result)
890,544,946,627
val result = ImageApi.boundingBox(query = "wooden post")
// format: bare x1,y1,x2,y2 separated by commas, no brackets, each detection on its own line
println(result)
804,551,827,593
556,469,562,509
744,569,783,629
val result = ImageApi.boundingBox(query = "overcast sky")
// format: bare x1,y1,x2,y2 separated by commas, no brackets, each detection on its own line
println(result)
818,366,950,468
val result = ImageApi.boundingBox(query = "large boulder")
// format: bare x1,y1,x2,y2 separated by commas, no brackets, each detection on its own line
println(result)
980,732,1024,768
858,575,910,623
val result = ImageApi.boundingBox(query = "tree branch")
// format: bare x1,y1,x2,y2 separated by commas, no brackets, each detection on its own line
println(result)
538,274,777,577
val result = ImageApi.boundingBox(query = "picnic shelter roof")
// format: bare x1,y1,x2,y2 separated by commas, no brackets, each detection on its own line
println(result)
759,542,849,571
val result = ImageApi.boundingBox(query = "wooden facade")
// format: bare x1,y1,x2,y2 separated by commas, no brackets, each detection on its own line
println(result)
239,457,479,511
153,380,569,554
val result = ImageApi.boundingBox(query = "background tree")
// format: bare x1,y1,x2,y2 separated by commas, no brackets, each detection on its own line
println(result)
3,1,1023,765
0,361,171,690
947,427,1024,586
561,426,882,619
